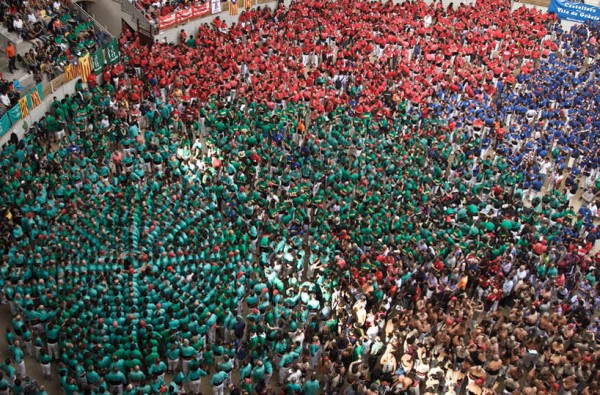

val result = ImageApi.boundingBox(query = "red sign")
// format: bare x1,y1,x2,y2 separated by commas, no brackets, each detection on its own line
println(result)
192,3,210,18
176,8,193,24
158,3,212,31
158,13,177,31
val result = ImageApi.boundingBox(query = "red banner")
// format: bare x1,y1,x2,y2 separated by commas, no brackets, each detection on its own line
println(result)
176,8,193,24
158,3,211,31
158,13,177,31
192,3,210,18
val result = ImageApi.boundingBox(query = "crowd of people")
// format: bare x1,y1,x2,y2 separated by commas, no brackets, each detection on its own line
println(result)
0,0,599,394
1,0,110,82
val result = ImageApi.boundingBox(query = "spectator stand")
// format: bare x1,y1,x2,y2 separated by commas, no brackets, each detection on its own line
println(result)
0,0,115,140
72,2,115,49
0,23,36,112
118,0,159,36
134,0,211,26
129,0,274,36
0,30,119,144
0,0,111,87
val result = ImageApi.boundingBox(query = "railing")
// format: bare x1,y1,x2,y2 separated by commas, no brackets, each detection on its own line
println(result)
156,3,211,31
72,1,116,40
114,0,158,35
0,70,84,147
0,35,120,143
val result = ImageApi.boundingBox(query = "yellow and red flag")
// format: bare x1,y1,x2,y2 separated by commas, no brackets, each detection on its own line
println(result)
229,0,238,15
18,96,28,118
64,63,77,81
30,90,41,108
78,53,92,83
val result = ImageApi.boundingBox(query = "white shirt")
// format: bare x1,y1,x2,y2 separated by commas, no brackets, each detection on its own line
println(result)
516,268,528,280
0,94,10,107
27,13,37,24
366,325,379,341
13,18,23,30
414,360,430,379
502,279,514,295
590,203,598,218
287,369,302,383
540,161,551,175
423,15,433,28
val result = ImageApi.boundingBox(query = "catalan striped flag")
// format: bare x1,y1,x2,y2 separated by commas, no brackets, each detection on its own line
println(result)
78,53,92,83
245,0,252,10
229,0,238,15
30,90,41,108
64,63,77,81
18,96,28,118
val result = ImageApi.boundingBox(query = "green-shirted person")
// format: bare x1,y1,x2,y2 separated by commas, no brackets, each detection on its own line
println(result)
0,372,9,393
303,374,320,395
105,365,126,394
39,350,52,380
210,370,228,395
186,361,208,394
177,334,195,372
127,365,145,385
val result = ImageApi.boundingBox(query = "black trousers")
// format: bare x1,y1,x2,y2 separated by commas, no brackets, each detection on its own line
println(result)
8,56,16,72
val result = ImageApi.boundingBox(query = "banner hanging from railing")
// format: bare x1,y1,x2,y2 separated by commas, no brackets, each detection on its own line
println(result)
211,0,222,14
105,38,120,65
158,3,211,31
549,0,600,22
192,3,210,18
64,63,78,81
18,97,29,119
158,13,177,31
230,0,239,15
8,104,21,124
78,53,93,83
91,49,105,74
177,7,193,23
30,88,42,108
0,83,46,138
0,45,110,139
0,114,10,135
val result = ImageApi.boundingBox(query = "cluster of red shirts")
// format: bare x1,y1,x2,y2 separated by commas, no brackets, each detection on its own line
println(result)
115,0,556,115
